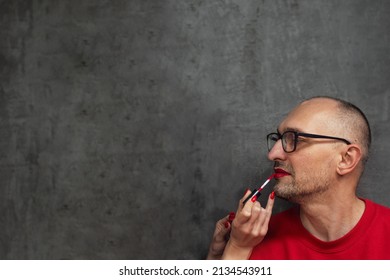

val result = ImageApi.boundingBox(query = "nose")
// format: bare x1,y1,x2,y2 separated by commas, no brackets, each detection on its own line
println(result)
267,139,287,162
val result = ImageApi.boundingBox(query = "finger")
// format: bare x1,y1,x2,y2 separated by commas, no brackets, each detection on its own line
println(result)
228,212,236,222
213,214,232,242
253,192,276,235
250,202,265,229
241,188,259,205
237,194,258,224
260,192,275,226
233,189,251,222
214,215,229,233
250,201,263,222
238,199,264,229
238,189,252,208
265,191,275,213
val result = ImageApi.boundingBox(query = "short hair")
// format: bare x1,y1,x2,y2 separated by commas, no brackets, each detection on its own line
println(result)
304,96,371,164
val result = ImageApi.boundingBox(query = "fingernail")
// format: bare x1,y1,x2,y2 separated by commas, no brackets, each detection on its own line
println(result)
270,191,275,199
228,212,235,222
224,221,230,229
244,188,250,195
251,195,258,202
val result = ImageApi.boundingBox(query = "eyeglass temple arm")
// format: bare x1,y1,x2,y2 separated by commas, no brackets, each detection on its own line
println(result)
297,132,351,145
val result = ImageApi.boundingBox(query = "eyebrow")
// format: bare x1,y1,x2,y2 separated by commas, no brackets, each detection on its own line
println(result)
277,127,302,134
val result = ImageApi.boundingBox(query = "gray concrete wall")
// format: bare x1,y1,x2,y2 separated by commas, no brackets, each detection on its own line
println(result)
0,0,389,259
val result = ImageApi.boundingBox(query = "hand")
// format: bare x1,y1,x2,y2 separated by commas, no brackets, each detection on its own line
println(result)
221,190,275,259
206,212,235,260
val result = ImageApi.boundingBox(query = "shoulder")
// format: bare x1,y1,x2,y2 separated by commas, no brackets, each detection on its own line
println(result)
364,198,390,212
363,198,390,221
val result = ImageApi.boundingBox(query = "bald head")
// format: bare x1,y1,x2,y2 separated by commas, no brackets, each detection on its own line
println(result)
301,96,371,164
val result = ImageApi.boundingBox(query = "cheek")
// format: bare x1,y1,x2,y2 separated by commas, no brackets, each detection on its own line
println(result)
291,151,335,178
296,154,336,183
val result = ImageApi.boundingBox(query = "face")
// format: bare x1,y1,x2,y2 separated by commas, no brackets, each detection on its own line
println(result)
268,99,344,203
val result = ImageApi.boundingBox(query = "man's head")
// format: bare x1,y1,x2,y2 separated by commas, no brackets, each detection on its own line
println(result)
268,96,371,203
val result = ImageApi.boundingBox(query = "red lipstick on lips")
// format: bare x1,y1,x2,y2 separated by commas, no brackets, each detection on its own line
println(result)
274,168,291,179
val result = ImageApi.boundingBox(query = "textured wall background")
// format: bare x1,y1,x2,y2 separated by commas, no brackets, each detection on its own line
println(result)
0,0,389,259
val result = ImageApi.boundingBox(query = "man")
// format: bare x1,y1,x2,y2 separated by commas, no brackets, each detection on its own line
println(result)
207,96,390,260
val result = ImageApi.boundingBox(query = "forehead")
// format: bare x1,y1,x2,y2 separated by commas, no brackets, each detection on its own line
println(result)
278,99,340,133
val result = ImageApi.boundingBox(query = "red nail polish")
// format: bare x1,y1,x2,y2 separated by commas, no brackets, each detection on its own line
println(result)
228,212,235,222
270,191,275,199
224,221,230,228
251,195,258,202
244,188,250,195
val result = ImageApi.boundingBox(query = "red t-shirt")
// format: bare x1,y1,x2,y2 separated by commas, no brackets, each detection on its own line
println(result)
249,199,390,260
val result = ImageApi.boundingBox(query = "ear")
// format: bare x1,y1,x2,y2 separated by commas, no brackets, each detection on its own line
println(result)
337,145,362,175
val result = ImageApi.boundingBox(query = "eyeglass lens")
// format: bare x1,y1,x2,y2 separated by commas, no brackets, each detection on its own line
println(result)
267,132,296,153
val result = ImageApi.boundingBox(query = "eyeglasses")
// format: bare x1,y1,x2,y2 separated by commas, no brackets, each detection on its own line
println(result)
267,131,351,153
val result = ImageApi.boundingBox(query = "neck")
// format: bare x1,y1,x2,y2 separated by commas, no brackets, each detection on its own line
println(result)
299,194,365,242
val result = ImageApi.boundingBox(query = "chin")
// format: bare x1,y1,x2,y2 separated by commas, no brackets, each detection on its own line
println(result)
274,182,300,202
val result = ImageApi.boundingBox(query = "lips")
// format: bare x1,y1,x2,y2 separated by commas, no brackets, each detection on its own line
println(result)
274,168,291,179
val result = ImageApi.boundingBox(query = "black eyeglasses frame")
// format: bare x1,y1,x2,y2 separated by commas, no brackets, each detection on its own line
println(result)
267,131,352,153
